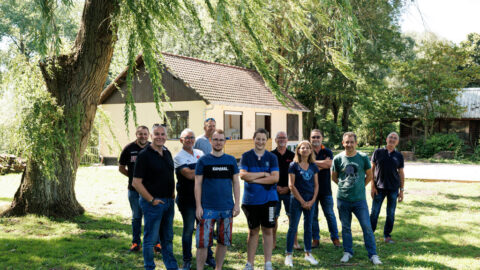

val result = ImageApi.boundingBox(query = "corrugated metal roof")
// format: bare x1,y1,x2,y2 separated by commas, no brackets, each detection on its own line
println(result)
459,88,480,118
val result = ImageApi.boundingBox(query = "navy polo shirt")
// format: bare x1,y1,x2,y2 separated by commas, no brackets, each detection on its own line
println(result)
371,148,404,191
271,148,295,190
240,149,279,205
314,146,334,197
133,145,175,198
119,141,150,190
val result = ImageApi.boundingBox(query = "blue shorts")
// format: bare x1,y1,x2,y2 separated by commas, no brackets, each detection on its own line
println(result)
196,209,233,248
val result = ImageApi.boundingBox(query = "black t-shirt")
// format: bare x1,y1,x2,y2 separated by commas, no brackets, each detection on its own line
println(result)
133,145,175,198
271,148,295,191
314,146,334,197
119,141,150,190
371,148,404,191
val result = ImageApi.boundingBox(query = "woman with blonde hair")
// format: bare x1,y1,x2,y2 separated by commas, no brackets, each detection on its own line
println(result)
284,141,319,267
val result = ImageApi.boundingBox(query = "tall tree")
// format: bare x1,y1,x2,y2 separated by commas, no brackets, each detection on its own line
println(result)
460,32,480,87
1,0,361,218
394,40,469,138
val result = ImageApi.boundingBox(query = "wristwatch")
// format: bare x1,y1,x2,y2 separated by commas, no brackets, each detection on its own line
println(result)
150,198,155,204
399,188,404,192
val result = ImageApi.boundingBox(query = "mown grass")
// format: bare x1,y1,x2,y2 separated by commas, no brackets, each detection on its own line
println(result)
1,166,479,269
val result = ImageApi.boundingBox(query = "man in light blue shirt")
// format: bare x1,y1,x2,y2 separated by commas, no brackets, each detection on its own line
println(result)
194,118,216,155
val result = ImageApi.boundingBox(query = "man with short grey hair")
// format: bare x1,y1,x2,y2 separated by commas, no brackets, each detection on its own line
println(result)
370,131,405,244
194,118,216,155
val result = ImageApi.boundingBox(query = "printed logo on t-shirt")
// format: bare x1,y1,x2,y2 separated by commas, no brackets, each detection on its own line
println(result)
130,153,138,163
203,164,235,179
342,163,359,188
301,169,313,181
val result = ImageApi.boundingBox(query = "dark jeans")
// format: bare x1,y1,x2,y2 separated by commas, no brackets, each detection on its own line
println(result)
140,197,178,270
337,198,377,258
128,190,143,244
312,195,339,240
286,197,315,253
177,202,214,263
370,189,399,238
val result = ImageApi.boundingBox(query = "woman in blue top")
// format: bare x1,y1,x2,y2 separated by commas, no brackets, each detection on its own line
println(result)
285,141,319,267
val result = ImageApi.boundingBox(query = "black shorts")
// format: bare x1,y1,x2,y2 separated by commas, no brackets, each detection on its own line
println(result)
241,201,277,229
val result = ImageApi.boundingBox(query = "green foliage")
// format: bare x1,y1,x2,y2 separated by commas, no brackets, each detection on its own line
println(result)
460,32,480,87
412,133,464,158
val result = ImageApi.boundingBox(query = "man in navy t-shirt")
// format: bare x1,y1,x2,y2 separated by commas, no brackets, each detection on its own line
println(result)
195,129,240,270
240,128,279,270
370,132,405,244
309,129,340,248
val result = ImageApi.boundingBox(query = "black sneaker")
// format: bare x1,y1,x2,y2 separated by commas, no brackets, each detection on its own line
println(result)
205,256,216,268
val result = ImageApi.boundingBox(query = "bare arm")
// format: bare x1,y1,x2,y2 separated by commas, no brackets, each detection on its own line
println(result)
398,168,405,202
180,167,196,180
239,170,267,182
251,171,279,185
365,168,373,186
132,177,164,205
314,158,332,170
232,174,241,217
370,162,378,198
332,171,339,184
119,165,128,177
195,174,204,220
288,173,305,205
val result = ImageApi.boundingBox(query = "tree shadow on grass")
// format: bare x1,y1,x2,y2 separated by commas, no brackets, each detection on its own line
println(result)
440,193,480,202
0,214,188,269
407,200,480,212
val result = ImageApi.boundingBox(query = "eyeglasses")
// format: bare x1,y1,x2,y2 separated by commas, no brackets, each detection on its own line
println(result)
205,118,215,122
276,137,287,140
182,136,195,140
311,136,322,139
212,138,225,142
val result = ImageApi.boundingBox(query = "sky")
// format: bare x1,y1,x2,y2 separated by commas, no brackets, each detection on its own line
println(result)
400,0,480,44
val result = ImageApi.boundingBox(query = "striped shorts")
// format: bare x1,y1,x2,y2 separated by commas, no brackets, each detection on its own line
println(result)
196,209,233,248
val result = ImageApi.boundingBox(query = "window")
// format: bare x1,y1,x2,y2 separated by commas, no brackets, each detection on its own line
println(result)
224,111,243,140
287,114,299,140
255,112,271,137
165,111,188,139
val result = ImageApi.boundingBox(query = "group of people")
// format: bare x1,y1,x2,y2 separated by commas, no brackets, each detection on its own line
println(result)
119,118,405,270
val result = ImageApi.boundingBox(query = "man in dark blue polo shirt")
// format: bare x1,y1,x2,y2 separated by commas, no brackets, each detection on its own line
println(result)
370,132,405,244
240,128,279,270
133,124,178,270
310,129,341,248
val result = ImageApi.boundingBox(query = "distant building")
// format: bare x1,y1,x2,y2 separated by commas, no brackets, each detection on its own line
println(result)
400,88,480,146
99,53,309,160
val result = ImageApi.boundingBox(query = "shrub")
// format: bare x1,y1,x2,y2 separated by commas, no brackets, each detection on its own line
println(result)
414,133,464,158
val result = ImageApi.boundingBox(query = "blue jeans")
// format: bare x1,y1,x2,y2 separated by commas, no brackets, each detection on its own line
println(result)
286,196,315,253
312,195,339,240
128,190,143,244
177,203,214,263
275,193,291,218
370,189,398,238
337,198,377,258
140,197,178,270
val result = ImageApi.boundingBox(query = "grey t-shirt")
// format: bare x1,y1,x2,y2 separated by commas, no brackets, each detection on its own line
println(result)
194,135,212,155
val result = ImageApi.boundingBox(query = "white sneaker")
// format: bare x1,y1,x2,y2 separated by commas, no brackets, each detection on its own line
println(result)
264,261,273,270
243,262,254,270
284,255,293,267
304,254,319,265
370,255,382,265
340,252,353,263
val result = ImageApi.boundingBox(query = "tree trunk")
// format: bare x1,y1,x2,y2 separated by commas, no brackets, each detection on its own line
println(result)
341,102,352,132
2,0,116,218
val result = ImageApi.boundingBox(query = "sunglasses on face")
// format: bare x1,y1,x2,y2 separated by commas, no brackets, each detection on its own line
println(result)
311,136,322,139
205,118,215,122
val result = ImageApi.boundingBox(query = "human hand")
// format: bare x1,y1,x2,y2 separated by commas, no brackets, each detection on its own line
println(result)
233,205,240,217
398,190,404,202
196,206,204,220
152,199,165,206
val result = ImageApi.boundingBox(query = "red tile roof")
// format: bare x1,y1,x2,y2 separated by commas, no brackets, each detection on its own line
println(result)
100,53,309,112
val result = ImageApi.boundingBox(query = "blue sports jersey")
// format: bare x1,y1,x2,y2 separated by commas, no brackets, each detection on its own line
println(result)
195,153,239,211
240,149,279,205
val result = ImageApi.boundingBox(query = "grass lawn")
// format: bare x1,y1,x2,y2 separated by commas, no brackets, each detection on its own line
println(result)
1,166,479,269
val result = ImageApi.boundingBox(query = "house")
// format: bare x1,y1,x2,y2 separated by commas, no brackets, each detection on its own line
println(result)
99,53,309,160
400,88,480,145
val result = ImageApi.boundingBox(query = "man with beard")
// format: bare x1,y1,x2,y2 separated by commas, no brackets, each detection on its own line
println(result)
133,124,178,270
332,132,382,265
195,129,241,270
309,129,340,248
370,132,405,244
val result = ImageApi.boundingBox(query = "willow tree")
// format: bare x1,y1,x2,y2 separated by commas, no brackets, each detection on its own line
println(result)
1,0,360,218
